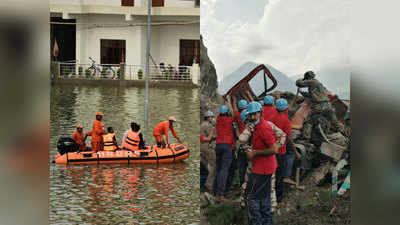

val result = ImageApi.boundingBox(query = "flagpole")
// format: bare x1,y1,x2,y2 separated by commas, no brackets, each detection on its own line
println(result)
144,0,151,137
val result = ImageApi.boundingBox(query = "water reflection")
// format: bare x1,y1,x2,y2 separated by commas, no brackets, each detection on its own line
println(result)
50,84,199,224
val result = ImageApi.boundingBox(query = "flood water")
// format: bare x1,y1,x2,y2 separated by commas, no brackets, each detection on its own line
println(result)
50,84,200,224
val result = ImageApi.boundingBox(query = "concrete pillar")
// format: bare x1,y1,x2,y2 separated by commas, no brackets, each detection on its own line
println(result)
191,62,200,86
53,62,60,79
119,63,126,80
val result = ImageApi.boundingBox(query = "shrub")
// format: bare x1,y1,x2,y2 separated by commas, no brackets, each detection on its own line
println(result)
138,69,143,79
117,68,121,78
78,66,83,75
64,67,70,76
85,69,91,77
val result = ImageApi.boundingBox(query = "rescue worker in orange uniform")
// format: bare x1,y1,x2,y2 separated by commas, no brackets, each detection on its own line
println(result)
122,122,145,151
153,117,182,148
71,124,89,151
87,112,106,152
102,127,118,151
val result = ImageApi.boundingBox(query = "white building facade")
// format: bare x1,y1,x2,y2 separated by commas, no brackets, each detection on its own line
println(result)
50,0,200,68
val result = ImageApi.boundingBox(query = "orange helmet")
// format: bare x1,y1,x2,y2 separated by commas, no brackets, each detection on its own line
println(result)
76,124,83,128
168,116,177,122
96,112,104,116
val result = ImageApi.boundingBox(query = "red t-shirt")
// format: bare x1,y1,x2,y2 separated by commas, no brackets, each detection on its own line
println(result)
251,119,277,175
272,112,292,154
235,110,246,133
262,106,278,122
216,116,235,146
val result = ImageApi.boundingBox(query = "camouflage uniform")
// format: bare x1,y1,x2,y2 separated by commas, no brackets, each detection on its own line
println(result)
200,120,216,190
296,78,344,140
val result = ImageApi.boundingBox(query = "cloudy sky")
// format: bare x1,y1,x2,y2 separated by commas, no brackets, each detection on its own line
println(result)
201,0,350,81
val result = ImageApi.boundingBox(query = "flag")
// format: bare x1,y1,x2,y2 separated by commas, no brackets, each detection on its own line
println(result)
53,37,59,58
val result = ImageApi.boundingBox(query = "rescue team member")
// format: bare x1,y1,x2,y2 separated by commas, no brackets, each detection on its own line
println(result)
200,134,210,192
262,95,278,122
72,124,89,151
201,111,216,192
296,71,344,140
213,99,235,202
122,122,145,151
153,117,181,148
233,97,250,186
271,98,296,207
102,127,118,151
244,102,282,225
86,112,106,152
232,96,248,134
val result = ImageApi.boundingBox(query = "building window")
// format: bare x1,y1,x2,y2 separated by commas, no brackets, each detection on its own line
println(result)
121,0,134,6
195,0,200,8
101,40,126,65
152,0,164,7
180,40,200,66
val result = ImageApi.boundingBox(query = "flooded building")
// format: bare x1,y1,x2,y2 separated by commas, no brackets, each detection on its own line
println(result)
50,0,200,67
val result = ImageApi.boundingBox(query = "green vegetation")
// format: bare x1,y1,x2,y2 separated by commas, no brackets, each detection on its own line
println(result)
138,69,143,79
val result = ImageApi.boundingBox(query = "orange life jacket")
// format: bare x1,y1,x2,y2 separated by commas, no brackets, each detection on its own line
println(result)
102,133,117,151
122,130,141,151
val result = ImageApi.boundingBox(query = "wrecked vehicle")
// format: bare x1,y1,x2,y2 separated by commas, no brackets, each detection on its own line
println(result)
222,63,351,198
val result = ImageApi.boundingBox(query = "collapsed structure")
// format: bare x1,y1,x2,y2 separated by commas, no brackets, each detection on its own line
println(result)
222,63,351,201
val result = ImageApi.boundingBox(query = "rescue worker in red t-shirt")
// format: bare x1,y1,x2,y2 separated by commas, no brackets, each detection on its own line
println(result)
262,95,278,122
213,99,236,202
244,101,283,225
72,124,89,151
271,98,297,208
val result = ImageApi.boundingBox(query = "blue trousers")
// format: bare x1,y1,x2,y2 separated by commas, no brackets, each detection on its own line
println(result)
275,154,286,203
226,150,237,193
246,173,272,225
284,143,295,178
200,162,209,191
213,143,233,195
238,146,248,186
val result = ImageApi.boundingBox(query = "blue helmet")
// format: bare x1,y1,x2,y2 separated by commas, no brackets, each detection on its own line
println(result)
219,105,229,114
240,109,248,123
247,101,262,114
276,98,288,111
264,95,274,105
238,99,248,110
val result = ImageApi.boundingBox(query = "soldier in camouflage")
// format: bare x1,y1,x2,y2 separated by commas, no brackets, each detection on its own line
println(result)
295,71,344,143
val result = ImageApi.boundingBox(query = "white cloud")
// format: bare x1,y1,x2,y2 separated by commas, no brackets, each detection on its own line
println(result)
201,0,350,81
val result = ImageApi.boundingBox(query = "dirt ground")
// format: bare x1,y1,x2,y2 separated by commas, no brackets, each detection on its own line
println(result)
201,175,351,225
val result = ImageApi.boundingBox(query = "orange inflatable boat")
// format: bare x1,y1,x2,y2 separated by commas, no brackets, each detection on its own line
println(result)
54,143,189,164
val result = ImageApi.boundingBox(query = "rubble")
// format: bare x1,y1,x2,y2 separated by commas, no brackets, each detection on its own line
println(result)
200,48,351,224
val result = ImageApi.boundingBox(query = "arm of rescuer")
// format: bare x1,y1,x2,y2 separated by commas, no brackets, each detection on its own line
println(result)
138,133,145,149
245,89,254,102
232,95,239,112
113,135,118,150
203,127,215,142
245,126,282,159
94,122,106,136
168,123,181,144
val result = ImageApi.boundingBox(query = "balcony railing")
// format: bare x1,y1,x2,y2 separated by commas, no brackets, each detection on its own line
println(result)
54,62,192,81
